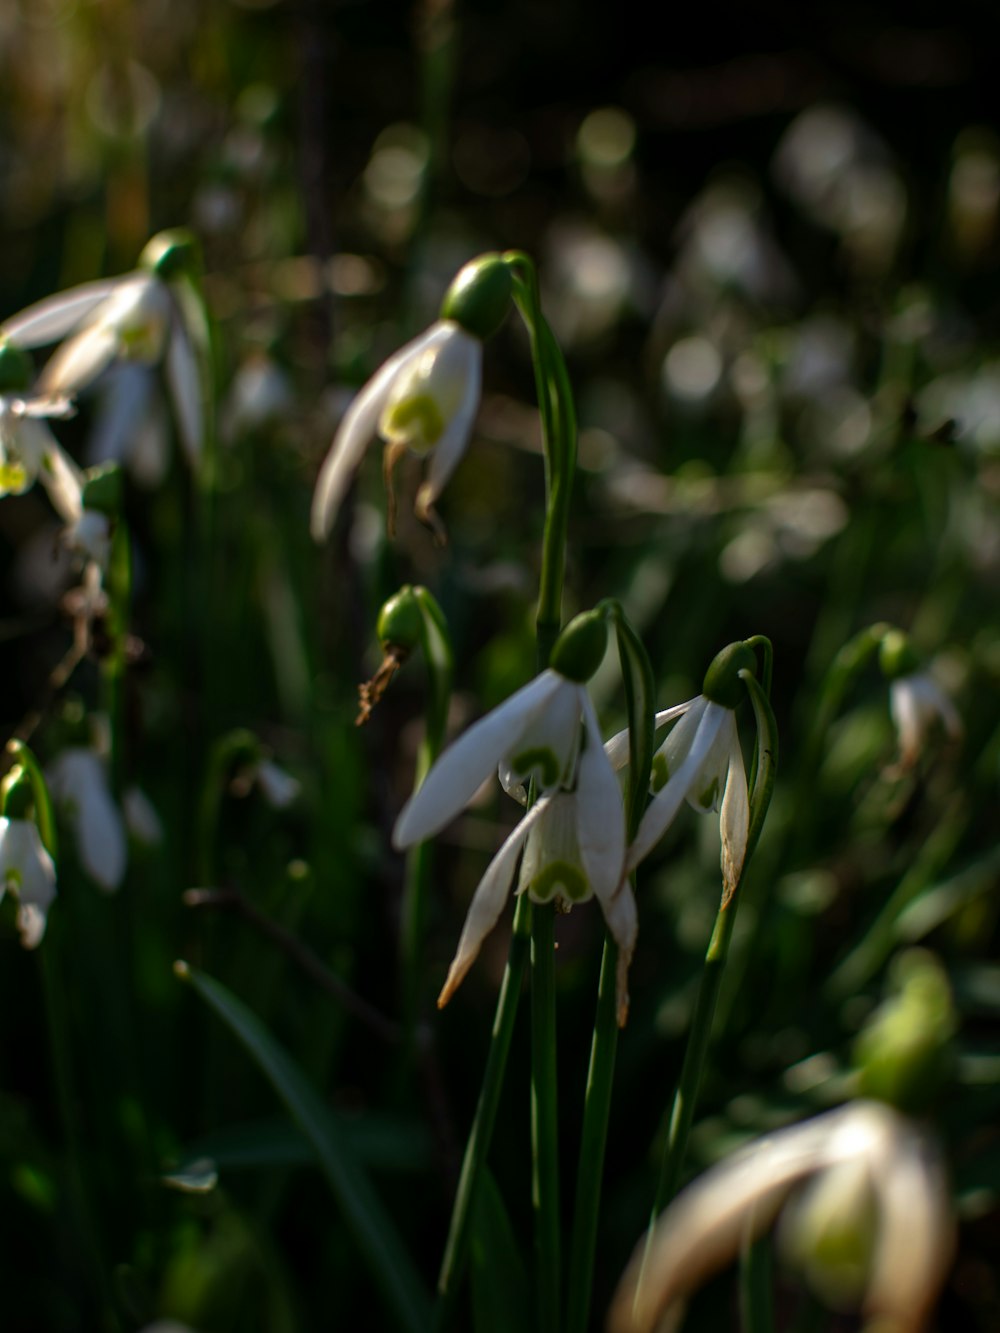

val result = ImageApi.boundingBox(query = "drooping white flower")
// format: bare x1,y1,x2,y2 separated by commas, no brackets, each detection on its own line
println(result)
0,389,83,522
3,234,208,469
46,747,126,892
617,694,749,904
889,671,962,770
609,1100,954,1333
0,815,57,948
311,320,481,540
392,665,632,1015
252,759,301,810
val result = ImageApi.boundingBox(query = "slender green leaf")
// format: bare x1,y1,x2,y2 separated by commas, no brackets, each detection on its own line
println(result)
176,961,431,1333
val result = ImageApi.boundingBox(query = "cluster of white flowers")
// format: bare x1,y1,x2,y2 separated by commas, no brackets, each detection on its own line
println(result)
392,625,760,1023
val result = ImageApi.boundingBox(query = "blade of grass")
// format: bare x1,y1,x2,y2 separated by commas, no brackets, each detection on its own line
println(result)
175,961,431,1333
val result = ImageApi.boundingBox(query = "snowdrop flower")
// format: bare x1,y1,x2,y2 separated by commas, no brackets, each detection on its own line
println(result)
614,643,757,905
879,631,961,771
609,1100,954,1333
0,815,57,948
311,254,511,541
393,610,634,1019
0,339,82,521
247,758,300,810
2,230,208,468
47,747,126,892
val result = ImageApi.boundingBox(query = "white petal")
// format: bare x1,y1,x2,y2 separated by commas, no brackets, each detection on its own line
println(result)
864,1112,954,1331
394,671,568,847
37,322,120,397
718,714,749,905
165,314,205,465
48,749,126,892
2,279,121,347
393,670,564,849
414,333,482,513
576,692,626,908
437,799,547,1006
123,786,164,845
625,699,721,871
604,879,638,1025
87,365,155,466
255,760,300,809
38,437,85,523
604,701,696,772
310,323,453,541
608,1108,852,1333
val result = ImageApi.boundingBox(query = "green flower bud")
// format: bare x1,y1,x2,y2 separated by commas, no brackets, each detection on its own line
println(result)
1,768,35,820
0,339,33,393
139,229,200,280
550,610,608,683
81,463,123,516
702,641,756,709
853,950,956,1112
376,586,424,653
439,254,512,341
878,628,921,681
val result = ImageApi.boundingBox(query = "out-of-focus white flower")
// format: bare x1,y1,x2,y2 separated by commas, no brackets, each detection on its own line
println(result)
393,661,632,1017
0,815,57,948
609,1100,954,1333
123,786,164,846
311,319,481,540
252,759,300,810
0,388,83,521
3,232,208,469
222,354,295,444
46,748,126,892
889,672,962,770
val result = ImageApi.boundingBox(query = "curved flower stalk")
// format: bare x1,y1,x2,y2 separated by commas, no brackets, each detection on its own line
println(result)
310,253,512,542
2,230,210,470
392,611,633,1016
46,747,126,892
609,1100,954,1333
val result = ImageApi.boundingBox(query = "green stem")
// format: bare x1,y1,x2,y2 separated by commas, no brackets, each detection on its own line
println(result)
565,935,619,1333
565,603,656,1333
740,1233,774,1333
103,517,132,800
531,901,560,1333
435,894,532,1328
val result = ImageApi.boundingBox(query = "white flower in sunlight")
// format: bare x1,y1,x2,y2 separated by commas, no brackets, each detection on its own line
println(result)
0,390,84,521
310,319,481,540
46,748,126,892
889,671,962,770
609,1100,954,1333
3,247,206,468
613,695,749,904
392,667,632,1016
0,816,57,948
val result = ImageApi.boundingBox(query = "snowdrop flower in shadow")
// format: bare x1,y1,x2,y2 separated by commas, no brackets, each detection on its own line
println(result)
608,1100,954,1333
879,630,961,772
47,747,126,892
393,610,633,1018
311,254,511,542
0,339,82,521
612,643,756,905
2,230,209,468
0,815,57,948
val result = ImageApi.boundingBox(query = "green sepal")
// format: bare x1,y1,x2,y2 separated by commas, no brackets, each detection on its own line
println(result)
376,586,424,653
1,767,35,820
0,339,33,393
440,254,512,341
703,641,757,708
878,627,922,681
853,949,956,1112
139,228,201,280
550,609,608,683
